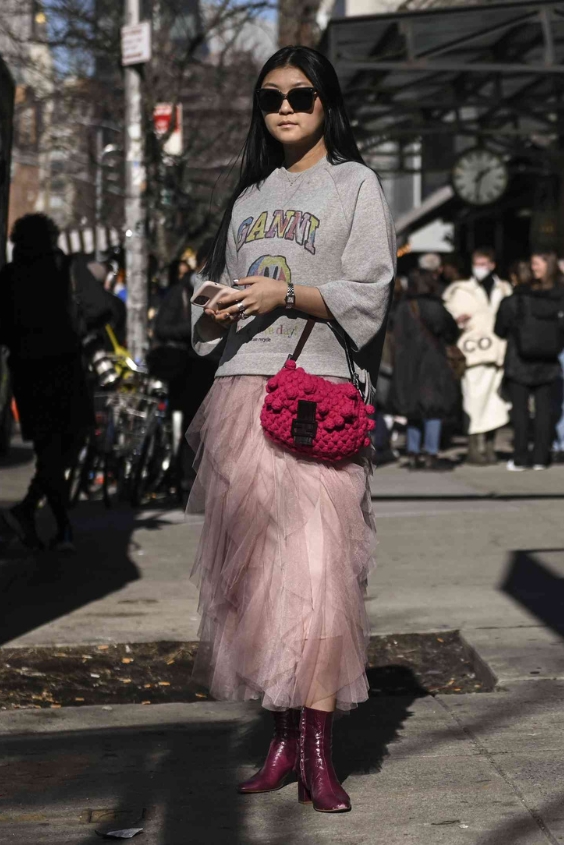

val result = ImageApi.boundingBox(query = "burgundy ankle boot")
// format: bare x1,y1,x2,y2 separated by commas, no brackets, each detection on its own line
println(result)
237,709,300,793
298,707,351,812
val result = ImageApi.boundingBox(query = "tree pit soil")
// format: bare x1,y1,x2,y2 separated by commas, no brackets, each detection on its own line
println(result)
0,630,496,710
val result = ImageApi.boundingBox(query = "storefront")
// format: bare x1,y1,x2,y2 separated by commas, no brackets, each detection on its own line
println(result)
322,1,564,270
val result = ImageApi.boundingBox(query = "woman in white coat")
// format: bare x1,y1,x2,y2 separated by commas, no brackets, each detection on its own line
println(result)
443,247,512,465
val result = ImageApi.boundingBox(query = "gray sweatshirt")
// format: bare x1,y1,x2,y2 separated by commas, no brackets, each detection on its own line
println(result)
192,156,396,382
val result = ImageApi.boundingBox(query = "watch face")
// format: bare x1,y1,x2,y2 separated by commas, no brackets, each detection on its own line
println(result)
452,149,509,206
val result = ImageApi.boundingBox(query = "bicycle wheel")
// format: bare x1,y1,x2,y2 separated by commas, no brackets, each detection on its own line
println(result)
129,424,159,507
129,415,174,508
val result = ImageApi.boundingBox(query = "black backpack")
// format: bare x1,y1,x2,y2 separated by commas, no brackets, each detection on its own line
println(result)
515,293,564,361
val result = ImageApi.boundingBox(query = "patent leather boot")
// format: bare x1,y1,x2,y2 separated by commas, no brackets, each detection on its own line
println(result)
237,709,300,793
298,707,351,812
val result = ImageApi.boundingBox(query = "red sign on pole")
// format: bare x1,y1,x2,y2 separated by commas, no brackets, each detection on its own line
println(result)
153,103,183,156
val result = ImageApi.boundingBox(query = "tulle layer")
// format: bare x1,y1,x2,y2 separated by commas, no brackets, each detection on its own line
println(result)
186,375,376,712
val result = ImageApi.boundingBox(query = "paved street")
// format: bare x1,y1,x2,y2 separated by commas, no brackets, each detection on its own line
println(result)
1,442,564,843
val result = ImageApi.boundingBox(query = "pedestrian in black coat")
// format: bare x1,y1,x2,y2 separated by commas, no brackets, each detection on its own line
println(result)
153,243,218,490
494,252,564,470
389,269,459,470
0,214,92,551
71,253,127,346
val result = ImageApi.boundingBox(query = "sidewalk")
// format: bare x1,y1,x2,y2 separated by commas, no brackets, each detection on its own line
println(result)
1,447,564,843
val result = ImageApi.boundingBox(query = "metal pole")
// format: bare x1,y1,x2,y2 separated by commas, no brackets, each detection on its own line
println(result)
95,127,103,261
124,0,148,362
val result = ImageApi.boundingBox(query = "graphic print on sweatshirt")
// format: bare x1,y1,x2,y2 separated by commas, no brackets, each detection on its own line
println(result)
236,254,295,339
247,254,291,283
236,209,320,255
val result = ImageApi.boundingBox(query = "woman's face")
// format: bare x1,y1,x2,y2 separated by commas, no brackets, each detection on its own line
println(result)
531,255,547,280
259,66,325,149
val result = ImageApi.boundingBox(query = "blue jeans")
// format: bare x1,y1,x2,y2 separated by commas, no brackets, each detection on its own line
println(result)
553,351,564,450
407,419,442,455
373,411,391,452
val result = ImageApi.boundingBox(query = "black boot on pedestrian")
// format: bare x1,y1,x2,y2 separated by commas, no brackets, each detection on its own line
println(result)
422,454,454,472
1,504,44,551
405,453,423,470
48,523,76,554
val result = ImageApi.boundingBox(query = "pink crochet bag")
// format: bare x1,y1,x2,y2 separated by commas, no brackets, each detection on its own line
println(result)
260,320,375,462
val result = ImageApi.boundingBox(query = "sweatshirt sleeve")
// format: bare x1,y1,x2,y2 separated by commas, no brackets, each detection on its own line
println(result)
191,219,237,358
494,294,513,339
315,173,396,352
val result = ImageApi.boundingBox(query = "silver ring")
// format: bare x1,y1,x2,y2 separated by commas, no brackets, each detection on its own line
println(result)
237,301,245,312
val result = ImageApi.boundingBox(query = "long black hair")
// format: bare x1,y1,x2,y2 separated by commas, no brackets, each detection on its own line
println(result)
203,45,365,282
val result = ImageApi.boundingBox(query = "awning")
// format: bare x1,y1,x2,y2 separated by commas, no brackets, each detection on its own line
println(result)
322,1,564,159
394,184,454,236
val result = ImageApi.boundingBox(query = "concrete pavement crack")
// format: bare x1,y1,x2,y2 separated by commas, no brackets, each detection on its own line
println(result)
435,696,560,844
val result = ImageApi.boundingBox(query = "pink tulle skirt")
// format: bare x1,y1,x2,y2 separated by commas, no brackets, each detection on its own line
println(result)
186,375,376,712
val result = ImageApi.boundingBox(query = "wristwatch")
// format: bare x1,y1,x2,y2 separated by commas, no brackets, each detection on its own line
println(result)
285,281,296,309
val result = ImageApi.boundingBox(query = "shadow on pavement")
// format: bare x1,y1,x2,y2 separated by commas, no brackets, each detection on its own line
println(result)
234,665,424,787
0,718,250,845
0,677,423,845
0,444,34,470
335,666,426,781
501,548,564,638
0,501,146,646
475,792,564,845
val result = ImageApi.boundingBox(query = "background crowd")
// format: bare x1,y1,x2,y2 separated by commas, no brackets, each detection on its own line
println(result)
1,212,564,552
376,246,564,473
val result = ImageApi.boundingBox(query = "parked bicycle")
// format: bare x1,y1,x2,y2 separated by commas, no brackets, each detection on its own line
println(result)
68,329,175,508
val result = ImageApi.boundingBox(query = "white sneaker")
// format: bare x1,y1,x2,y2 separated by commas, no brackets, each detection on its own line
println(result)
532,464,548,471
507,460,527,472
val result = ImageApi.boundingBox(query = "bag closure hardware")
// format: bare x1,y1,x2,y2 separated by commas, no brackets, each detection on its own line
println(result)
291,399,318,446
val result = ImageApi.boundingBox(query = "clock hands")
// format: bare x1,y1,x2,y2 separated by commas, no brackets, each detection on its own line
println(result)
453,150,508,205
473,165,498,203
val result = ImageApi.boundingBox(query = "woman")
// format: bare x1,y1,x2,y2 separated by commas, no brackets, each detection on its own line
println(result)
495,251,564,470
389,269,459,470
187,46,395,812
443,247,512,465
0,214,92,550
508,259,532,288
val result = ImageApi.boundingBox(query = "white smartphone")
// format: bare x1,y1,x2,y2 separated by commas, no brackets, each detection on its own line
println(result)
190,280,226,310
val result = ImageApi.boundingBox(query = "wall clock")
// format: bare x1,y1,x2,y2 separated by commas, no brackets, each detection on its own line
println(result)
452,149,509,206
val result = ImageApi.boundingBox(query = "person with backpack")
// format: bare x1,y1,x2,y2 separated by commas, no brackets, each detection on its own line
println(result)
0,215,92,551
495,251,564,470
389,269,460,470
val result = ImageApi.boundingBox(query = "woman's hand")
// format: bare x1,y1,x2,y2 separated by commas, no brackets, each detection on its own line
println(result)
456,313,472,328
204,276,286,324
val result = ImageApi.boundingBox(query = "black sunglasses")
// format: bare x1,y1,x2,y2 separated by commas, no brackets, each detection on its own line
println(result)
256,86,317,114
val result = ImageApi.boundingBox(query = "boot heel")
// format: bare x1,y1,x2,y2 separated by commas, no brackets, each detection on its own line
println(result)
298,779,312,804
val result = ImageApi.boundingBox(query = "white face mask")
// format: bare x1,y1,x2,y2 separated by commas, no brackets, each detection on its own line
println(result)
473,265,492,281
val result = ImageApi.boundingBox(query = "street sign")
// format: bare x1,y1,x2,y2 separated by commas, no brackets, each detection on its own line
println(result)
153,103,183,156
121,21,152,66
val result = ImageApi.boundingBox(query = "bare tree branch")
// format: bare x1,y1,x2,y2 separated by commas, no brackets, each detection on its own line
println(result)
0,0,275,267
